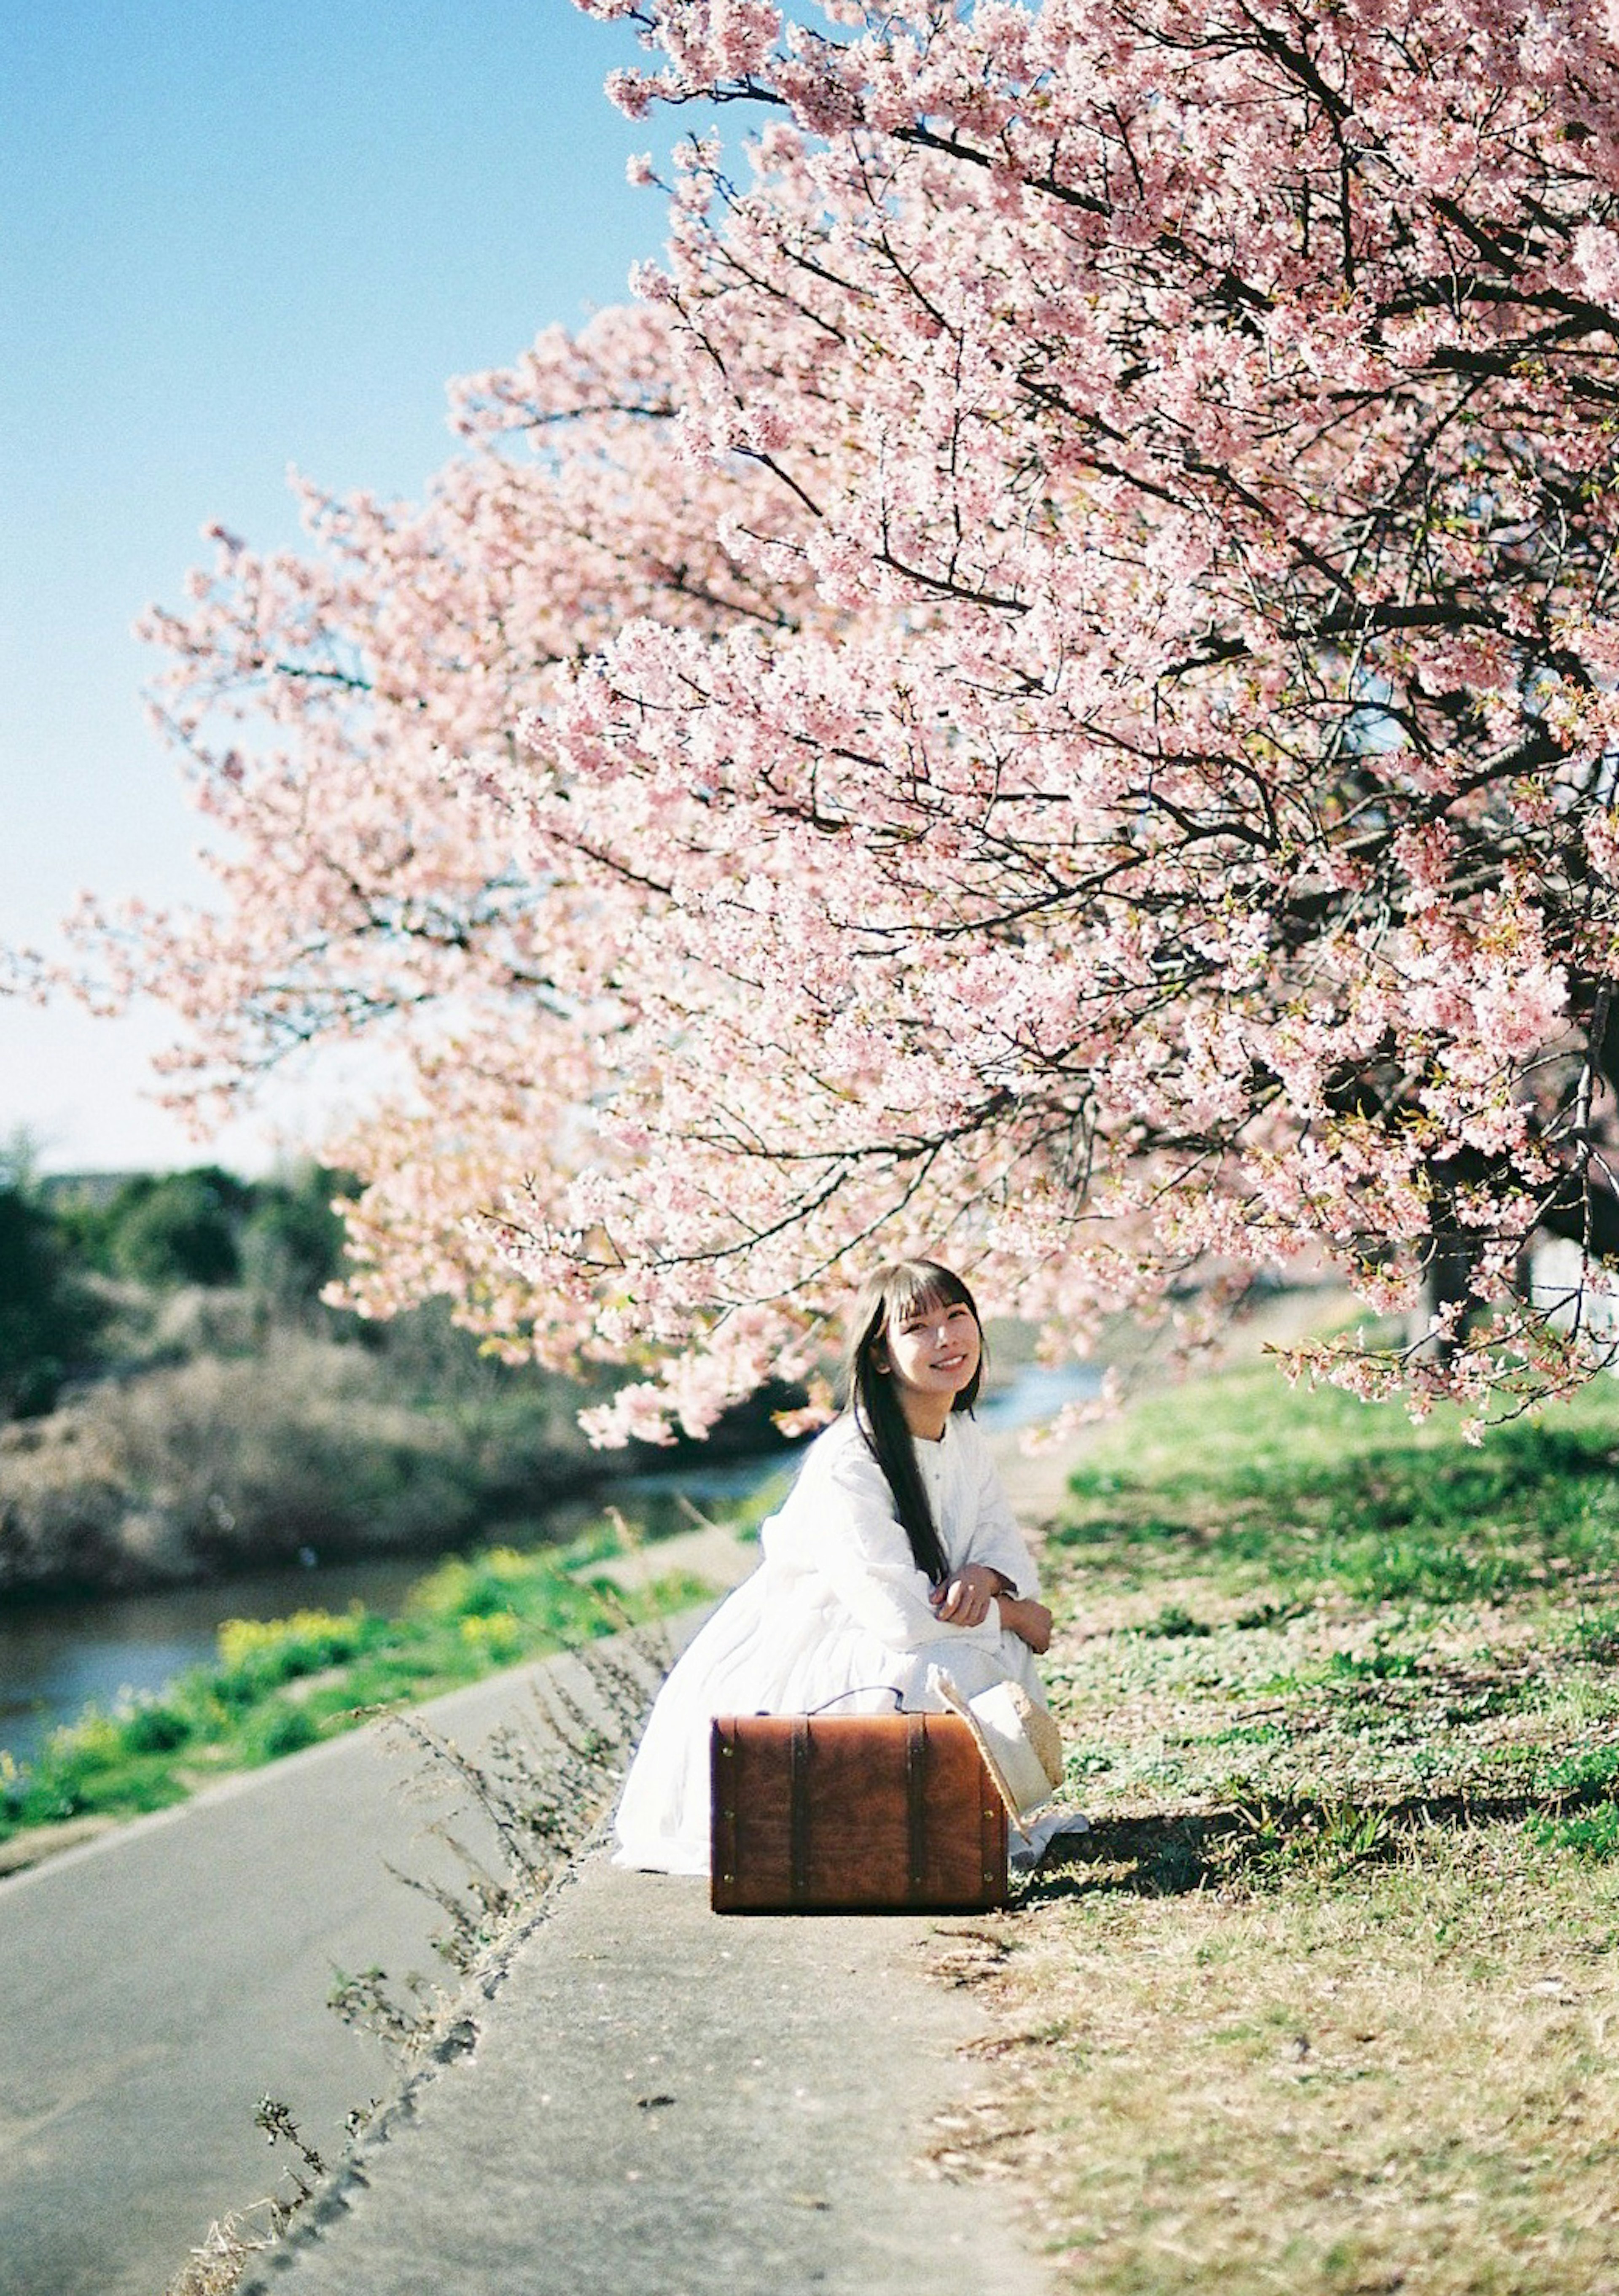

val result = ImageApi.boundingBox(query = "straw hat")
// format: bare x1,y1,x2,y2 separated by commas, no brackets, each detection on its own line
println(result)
929,1668,1066,1823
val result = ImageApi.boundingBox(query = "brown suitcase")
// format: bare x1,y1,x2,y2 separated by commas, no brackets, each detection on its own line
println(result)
710,1711,1008,1912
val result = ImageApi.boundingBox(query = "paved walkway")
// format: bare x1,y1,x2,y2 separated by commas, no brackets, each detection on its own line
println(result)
242,1852,1043,2296
234,1454,1070,2296
0,1639,677,2296
0,1499,1051,2296
0,1553,1044,2296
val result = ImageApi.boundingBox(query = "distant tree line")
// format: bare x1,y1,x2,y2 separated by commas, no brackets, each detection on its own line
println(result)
54,1163,352,1302
0,1159,355,1421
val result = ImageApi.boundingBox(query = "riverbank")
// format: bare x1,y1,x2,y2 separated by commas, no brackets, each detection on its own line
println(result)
0,1311,601,1600
0,1523,727,1871
0,1199,802,1603
0,1332,1116,1870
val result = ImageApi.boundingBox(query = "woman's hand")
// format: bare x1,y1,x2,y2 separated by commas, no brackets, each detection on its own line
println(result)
930,1562,1002,1629
997,1596,1053,1655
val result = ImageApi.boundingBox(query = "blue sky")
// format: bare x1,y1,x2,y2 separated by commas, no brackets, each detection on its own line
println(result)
0,0,671,1172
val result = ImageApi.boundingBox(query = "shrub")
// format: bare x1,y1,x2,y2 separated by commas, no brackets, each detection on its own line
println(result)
17,1712,189,1825
118,1702,194,1755
0,1187,104,1419
238,1167,355,1310
241,1701,320,1764
105,1170,250,1289
214,1606,378,1697
216,1605,367,1674
457,1611,524,1663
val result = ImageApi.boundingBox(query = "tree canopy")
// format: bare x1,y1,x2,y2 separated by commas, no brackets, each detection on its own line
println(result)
0,1187,102,1419
76,0,1619,1440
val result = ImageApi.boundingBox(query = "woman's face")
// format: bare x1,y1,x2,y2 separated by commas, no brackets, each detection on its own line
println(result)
877,1294,981,1405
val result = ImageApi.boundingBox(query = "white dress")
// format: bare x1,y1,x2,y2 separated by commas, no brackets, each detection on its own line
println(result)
612,1411,1048,1875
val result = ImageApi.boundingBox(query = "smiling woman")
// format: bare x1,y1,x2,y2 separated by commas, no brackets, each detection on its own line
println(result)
611,1258,1065,1876
877,1295,982,1433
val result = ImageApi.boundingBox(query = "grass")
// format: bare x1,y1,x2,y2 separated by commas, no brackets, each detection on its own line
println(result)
933,1363,1619,2295
0,1523,727,1845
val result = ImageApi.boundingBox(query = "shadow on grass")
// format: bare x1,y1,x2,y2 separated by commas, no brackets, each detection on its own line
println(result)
1024,1775,1619,1901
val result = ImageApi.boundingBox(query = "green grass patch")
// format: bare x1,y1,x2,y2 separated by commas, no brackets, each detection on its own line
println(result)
1530,1801,1619,1859
1054,1362,1619,1603
0,1529,721,1841
1542,1743,1619,1798
963,1356,1619,2293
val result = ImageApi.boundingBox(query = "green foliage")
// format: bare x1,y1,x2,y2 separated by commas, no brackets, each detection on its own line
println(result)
101,1168,251,1288
1138,1603,1211,1639
1571,1608,1619,1664
210,1605,387,1700
0,1185,103,1417
1542,1743,1619,1797
1055,1365,1619,1603
117,1701,193,1755
3,1715,191,1828
56,1160,352,1306
1530,1802,1619,1859
0,1525,713,1842
1223,1795,1394,1881
1325,1642,1421,1682
239,1700,321,1763
238,1167,356,1308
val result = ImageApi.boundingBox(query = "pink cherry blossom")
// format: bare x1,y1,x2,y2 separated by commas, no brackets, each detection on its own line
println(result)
48,0,1619,1436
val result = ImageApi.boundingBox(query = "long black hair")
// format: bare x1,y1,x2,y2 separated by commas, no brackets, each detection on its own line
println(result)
841,1258,985,1585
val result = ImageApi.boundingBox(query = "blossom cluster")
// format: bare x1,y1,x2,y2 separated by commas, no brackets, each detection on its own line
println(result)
79,0,1619,1436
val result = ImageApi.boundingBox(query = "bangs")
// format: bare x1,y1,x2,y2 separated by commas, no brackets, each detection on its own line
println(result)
877,1260,976,1328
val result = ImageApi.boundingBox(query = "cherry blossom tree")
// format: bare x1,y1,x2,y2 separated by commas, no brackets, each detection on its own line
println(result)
90,0,1619,1438
83,304,820,1391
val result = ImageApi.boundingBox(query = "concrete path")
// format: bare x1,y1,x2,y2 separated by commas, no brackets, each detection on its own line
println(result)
241,1852,1043,2296
0,1494,1050,2296
0,1618,702,2296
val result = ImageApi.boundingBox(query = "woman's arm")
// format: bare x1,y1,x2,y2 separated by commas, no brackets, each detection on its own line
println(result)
929,1561,1003,1626
994,1594,1053,1655
930,1567,1052,1654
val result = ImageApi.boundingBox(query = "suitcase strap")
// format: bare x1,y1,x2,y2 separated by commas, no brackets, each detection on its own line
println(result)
905,1713,928,1898
789,1719,812,1904
803,1686,906,1716
786,1713,931,1906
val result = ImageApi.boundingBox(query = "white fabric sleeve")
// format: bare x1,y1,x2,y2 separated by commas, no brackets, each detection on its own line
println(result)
813,1440,1011,1654
962,1435,1041,1600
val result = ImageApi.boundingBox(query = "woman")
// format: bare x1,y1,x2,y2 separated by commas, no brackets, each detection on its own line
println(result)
613,1258,1067,1875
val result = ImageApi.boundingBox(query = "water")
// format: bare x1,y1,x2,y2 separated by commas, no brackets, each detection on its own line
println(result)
976,1357,1101,1429
0,1555,441,1769
0,1357,1100,1766
0,1455,792,1768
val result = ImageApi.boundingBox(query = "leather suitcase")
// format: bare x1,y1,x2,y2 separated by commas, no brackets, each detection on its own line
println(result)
710,1711,1008,1912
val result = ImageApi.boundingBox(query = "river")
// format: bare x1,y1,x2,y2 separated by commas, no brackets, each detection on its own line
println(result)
0,1359,1097,1767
